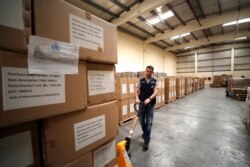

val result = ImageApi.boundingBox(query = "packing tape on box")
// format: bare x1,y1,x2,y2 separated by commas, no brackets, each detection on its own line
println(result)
85,12,92,20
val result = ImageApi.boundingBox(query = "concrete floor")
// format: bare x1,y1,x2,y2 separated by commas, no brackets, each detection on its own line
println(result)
116,87,250,167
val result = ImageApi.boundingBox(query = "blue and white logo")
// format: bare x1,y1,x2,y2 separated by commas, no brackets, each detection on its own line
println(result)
51,42,61,52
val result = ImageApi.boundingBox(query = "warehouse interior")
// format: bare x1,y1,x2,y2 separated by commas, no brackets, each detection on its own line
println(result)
0,0,250,167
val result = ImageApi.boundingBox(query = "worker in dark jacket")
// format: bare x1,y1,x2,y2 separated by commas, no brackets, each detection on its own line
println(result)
135,65,158,151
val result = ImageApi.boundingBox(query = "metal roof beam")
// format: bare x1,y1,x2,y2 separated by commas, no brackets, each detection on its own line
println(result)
166,4,185,25
145,7,250,43
112,0,173,25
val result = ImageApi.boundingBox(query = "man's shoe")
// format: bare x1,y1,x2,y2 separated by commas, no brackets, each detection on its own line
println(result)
143,142,149,151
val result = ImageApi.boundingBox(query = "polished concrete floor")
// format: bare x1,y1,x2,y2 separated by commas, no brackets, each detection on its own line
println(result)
116,86,250,167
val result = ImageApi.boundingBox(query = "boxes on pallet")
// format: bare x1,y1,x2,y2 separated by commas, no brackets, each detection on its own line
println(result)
128,78,139,99
176,77,185,99
42,101,118,167
185,77,192,95
0,122,40,167
212,75,222,87
161,93,165,107
128,99,136,118
87,62,116,106
0,0,31,51
165,77,176,103
247,88,250,129
33,0,117,64
118,99,129,122
63,152,92,167
116,78,128,100
0,50,87,128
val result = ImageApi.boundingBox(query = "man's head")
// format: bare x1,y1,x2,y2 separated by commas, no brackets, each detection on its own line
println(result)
145,65,154,79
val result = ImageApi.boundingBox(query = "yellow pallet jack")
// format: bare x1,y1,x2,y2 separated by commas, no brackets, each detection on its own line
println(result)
117,103,139,167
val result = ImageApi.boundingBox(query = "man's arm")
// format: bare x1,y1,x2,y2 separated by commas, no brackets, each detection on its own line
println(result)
135,82,140,104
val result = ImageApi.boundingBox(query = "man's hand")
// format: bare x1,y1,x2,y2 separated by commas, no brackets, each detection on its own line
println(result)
135,98,140,104
144,98,150,105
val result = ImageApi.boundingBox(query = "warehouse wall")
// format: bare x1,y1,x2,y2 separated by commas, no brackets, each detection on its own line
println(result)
116,31,177,75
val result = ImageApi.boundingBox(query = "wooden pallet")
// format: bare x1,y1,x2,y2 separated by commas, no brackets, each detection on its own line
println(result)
165,99,176,104
119,116,136,126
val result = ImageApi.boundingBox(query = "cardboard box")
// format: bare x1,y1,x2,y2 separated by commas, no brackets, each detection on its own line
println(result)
0,50,87,128
87,62,116,106
93,139,116,167
63,152,92,167
0,122,40,167
42,101,118,167
116,78,128,100
33,0,117,64
118,99,129,121
128,98,136,118
0,0,31,51
128,78,139,99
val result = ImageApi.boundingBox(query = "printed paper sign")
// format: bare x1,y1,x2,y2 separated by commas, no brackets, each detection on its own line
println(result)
93,139,116,167
122,84,127,94
122,105,128,115
74,115,105,151
2,67,65,111
88,71,114,96
130,103,135,113
129,84,134,93
0,131,34,167
70,14,104,51
28,35,79,75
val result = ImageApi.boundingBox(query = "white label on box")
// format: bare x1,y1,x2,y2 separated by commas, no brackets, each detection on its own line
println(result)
122,84,127,94
70,14,104,51
2,67,65,111
0,131,34,167
162,95,165,101
88,71,114,96
130,103,135,113
0,1,24,29
28,35,79,75
169,92,171,98
129,84,134,93
159,96,161,103
93,139,116,167
122,105,128,115
74,115,105,151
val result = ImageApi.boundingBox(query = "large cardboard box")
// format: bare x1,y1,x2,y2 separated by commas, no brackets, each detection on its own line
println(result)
118,99,129,121
116,78,128,100
33,0,117,64
87,62,116,106
0,50,87,128
42,101,118,167
0,0,31,51
93,139,117,167
63,152,92,167
128,98,136,118
0,122,40,167
128,78,139,99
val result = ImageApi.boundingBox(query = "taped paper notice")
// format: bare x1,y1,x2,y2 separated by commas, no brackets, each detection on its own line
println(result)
0,131,34,167
122,84,127,94
94,139,116,167
122,105,127,115
129,84,134,93
28,35,79,75
74,115,105,151
130,103,135,113
2,67,65,111
70,14,104,51
88,71,114,96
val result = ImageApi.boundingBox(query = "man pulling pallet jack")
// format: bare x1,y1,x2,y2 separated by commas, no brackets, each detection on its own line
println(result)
117,65,159,167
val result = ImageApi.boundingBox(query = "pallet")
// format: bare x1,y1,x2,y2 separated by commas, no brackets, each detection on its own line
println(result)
119,116,136,126
165,99,176,104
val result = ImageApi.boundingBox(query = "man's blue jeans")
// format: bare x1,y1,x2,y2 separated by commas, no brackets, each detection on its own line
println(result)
138,103,155,143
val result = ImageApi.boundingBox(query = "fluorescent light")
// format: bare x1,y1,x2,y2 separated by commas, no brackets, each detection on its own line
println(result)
185,46,193,50
159,11,174,20
156,6,163,13
170,32,190,40
147,10,174,25
147,17,160,25
235,37,247,41
223,17,250,26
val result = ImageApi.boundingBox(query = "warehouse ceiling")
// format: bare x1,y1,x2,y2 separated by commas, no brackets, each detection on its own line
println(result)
66,0,250,54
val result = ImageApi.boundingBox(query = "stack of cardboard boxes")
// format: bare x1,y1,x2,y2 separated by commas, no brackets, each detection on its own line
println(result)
247,88,250,131
165,77,176,103
185,77,193,95
156,77,165,109
0,1,118,166
211,75,222,87
176,77,185,99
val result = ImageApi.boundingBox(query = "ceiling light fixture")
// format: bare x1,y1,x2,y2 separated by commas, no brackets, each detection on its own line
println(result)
171,32,190,40
147,10,174,25
235,37,247,41
223,17,250,26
